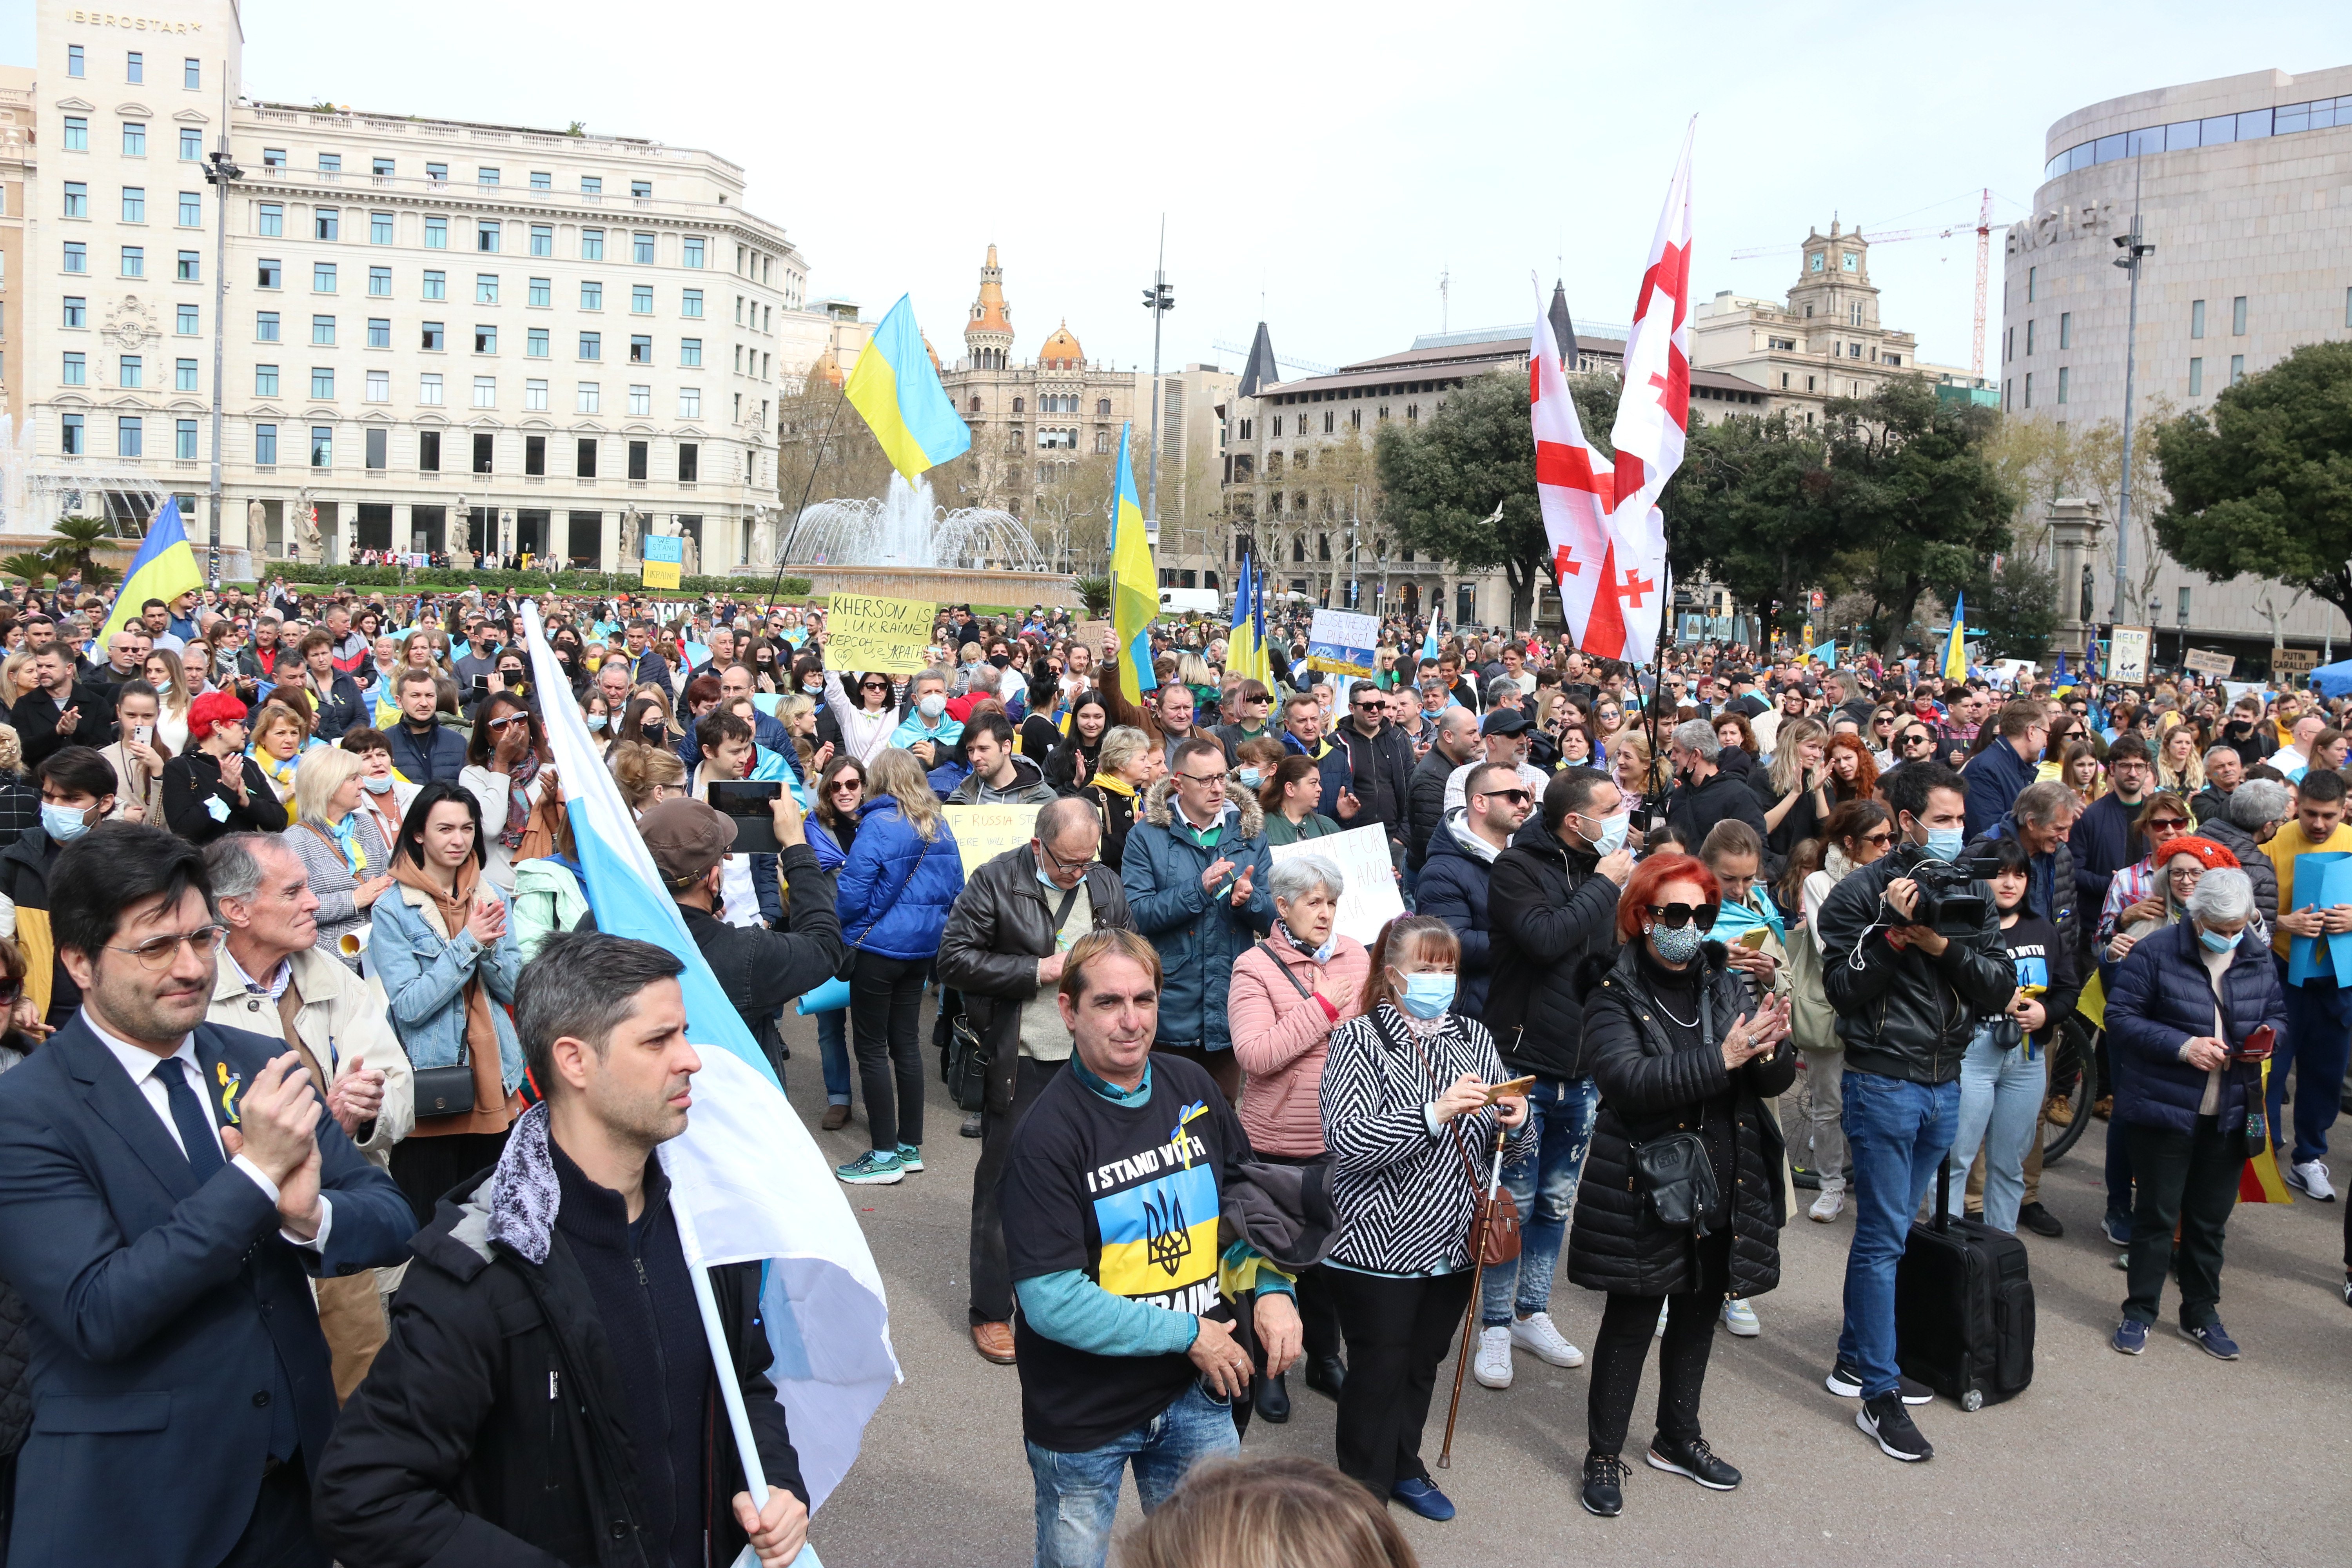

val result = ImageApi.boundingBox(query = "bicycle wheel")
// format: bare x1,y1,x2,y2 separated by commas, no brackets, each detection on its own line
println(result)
2041,1016,2097,1165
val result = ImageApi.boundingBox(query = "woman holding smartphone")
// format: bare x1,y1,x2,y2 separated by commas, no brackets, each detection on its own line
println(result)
1568,855,1794,1518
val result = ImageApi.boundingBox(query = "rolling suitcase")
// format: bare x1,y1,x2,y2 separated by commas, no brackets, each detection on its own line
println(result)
1893,1158,2034,1410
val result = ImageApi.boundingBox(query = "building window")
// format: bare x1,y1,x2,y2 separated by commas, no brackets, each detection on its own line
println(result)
678,387,701,418
683,237,705,269
632,284,653,314
628,335,651,364
60,414,83,455
178,191,201,225
2059,311,2072,350
368,266,390,297
582,228,605,261
64,115,89,150
2232,296,2247,335
678,443,699,482
122,185,145,221
317,153,339,174
176,303,198,334
67,44,83,76
2230,354,2245,385
2190,299,2206,339
62,181,88,217
628,384,651,416
527,327,549,358
253,423,276,465
579,332,601,361
530,223,554,257
475,325,497,354
118,416,143,457
254,363,279,396
529,170,551,191
529,277,551,307
176,250,199,281
2057,367,2069,404
425,162,446,185
175,357,198,392
2026,265,2036,302
679,338,701,367
423,271,446,300
475,273,498,305
425,216,448,249
581,176,603,196
370,211,392,244
477,166,499,187
580,281,603,310
314,262,338,292
2023,371,2033,408
310,426,332,468
62,352,86,385
632,232,655,265
373,157,394,177
477,220,500,252
366,428,387,470
122,122,145,156
311,367,335,399
418,430,440,471
310,207,336,241
419,372,444,404
473,376,496,408
1850,302,1863,326
627,441,649,480
365,368,388,401
473,433,494,472
524,435,546,474
174,419,197,460
256,256,280,289
312,314,336,345
525,378,548,410
576,382,600,414
632,180,652,199
576,439,598,477
120,245,145,276
2025,319,2035,356
2189,357,2204,396
682,289,703,318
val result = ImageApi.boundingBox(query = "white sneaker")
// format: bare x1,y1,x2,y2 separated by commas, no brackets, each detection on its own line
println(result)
1510,1310,1586,1368
1809,1189,1846,1223
2288,1159,2337,1202
1722,1298,1761,1337
1473,1324,1514,1388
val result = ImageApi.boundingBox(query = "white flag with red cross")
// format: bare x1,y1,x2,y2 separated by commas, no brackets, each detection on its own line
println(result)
1530,308,1617,652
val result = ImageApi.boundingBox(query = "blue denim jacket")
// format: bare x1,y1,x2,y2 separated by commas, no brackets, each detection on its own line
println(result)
368,880,526,1093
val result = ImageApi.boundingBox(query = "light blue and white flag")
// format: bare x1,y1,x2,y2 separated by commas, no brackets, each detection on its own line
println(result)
523,604,899,1518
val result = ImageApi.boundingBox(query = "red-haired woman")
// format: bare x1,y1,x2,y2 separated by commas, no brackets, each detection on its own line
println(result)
1824,732,1879,805
1565,854,1795,1518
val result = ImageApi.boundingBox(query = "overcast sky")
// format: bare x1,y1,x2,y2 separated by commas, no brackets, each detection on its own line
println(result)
11,2,2349,381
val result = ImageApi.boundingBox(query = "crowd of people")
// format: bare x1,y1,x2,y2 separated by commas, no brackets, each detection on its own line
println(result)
0,571,2347,1567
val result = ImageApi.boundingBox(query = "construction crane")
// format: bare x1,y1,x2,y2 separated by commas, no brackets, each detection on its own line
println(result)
1726,189,1997,377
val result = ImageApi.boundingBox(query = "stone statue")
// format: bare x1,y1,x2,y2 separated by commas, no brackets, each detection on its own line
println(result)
749,505,778,570
621,506,646,565
247,497,271,560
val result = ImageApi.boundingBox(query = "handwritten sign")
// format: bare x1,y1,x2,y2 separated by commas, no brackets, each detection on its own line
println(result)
941,804,1044,878
1073,620,1112,655
1268,825,1405,948
1306,609,1379,679
826,592,938,673
2181,647,2235,678
2105,624,2150,684
641,534,683,590
2274,647,2320,677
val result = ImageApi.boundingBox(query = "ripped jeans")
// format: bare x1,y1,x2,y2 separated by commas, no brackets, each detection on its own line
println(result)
1479,1076,1600,1328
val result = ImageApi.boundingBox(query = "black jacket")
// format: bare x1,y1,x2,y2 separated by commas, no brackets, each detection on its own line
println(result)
1483,812,1622,1080
1414,811,1500,1017
936,845,1133,1112
1814,843,2016,1085
682,842,843,1069
1403,746,1459,872
11,684,113,769
1962,815,2082,968
312,1123,804,1568
1567,942,1795,1299
304,669,370,741
1665,766,1771,863
160,752,286,844
1328,720,1415,846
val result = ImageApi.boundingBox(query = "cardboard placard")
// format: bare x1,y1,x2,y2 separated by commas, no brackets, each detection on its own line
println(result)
940,804,1045,879
2105,624,2151,684
641,534,683,591
2274,647,2320,676
1268,824,1405,947
2181,647,2236,678
1073,620,1113,655
1306,609,1379,679
825,592,938,674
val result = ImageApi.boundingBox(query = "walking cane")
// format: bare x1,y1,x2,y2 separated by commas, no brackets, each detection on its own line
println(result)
1437,1121,1511,1469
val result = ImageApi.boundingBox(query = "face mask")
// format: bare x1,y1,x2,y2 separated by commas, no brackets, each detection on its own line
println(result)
1580,811,1630,855
1920,827,1967,862
42,802,91,843
586,714,608,733
361,773,395,795
1649,920,1704,964
918,693,947,719
2198,924,2239,955
1397,972,1456,1020
803,679,823,694
1237,767,1263,789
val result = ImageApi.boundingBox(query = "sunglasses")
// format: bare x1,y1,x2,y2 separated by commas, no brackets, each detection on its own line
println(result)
2145,818,2189,835
828,780,862,794
1858,829,1896,847
1646,902,1719,931
1477,788,1532,805
860,681,889,691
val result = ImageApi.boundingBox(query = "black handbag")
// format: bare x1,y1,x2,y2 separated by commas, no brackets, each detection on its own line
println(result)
413,1033,477,1121
1632,1132,1719,1234
940,1008,989,1113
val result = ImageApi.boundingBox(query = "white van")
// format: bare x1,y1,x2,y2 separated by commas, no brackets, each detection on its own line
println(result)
1158,587,1222,617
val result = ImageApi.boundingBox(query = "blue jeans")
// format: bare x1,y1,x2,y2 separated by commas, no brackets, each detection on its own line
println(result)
2271,958,2352,1165
817,1006,853,1106
1480,1076,1598,1328
1837,1068,1960,1399
1943,1025,2042,1233
1027,1381,1240,1568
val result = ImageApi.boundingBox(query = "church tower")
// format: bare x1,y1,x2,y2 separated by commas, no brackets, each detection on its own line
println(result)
965,245,1014,369
1788,220,1880,334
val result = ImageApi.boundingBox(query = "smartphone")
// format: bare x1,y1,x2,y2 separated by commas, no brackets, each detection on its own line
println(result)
472,673,490,692
2232,1024,2276,1063
1738,927,1769,951
708,780,782,853
132,724,152,748
1481,1075,1537,1104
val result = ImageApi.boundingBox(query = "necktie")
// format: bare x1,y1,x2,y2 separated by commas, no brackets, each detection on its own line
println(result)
160,1057,227,1183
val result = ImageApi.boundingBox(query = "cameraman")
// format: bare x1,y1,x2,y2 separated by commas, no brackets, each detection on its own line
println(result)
1813,761,2013,1466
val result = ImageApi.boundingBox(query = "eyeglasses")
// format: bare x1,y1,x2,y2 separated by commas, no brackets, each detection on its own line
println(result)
1858,829,1896,847
1645,902,1719,931
2145,818,2189,835
1477,788,1532,805
1902,733,1933,747
827,780,862,795
108,924,229,971
860,681,889,692
1176,771,1228,786
2166,866,2205,882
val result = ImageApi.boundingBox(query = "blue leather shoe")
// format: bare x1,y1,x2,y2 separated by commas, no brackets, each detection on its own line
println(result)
2181,1321,2240,1360
2110,1318,2148,1355
1390,1477,1456,1521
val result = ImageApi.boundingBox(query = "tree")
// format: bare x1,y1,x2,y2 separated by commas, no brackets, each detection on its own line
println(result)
1033,448,1120,576
1375,369,1555,628
1965,552,2059,660
2151,341,2352,633
1823,381,2018,653
1664,409,1844,638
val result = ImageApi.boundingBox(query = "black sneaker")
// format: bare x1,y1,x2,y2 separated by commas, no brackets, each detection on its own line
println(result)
2018,1201,2064,1237
1824,1361,1933,1404
1857,1391,1933,1462
1646,1434,1740,1490
1580,1452,1628,1517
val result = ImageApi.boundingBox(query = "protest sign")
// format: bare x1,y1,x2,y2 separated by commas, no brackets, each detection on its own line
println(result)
2274,647,2320,676
827,592,938,673
942,804,1045,878
1074,620,1113,655
1269,825,1405,947
2105,624,2150,684
641,534,683,590
2182,648,2235,678
1306,610,1379,679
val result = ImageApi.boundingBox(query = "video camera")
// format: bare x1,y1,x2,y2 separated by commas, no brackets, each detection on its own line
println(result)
1903,853,1996,939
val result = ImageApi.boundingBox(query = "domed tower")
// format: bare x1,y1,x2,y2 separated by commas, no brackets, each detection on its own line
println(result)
1038,321,1084,371
965,245,1014,370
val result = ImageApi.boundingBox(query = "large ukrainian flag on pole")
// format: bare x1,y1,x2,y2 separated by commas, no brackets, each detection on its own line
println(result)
1942,590,1969,682
843,294,971,483
1109,421,1158,696
103,496,205,640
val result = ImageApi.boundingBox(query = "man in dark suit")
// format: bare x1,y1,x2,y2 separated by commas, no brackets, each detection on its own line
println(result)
0,823,416,1568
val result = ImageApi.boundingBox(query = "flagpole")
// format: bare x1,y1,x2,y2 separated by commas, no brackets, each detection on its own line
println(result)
1643,539,1675,811
764,384,850,615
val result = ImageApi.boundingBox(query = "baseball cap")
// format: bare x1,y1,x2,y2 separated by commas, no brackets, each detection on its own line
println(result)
1481,708,1532,737
639,798,736,887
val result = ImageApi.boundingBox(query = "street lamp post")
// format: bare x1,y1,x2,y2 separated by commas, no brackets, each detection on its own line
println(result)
2109,186,2155,624
202,130,243,587
1140,221,1173,553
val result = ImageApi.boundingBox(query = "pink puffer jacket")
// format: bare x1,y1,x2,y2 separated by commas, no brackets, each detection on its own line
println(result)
1229,933,1371,1156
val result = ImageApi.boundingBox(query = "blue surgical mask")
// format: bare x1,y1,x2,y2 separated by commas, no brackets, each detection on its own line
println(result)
41,802,91,843
1581,811,1630,855
1397,972,1456,1020
585,713,608,732
1238,767,1263,789
1922,827,1966,862
2198,924,2240,955
362,773,394,795
803,679,823,694
1650,921,1704,964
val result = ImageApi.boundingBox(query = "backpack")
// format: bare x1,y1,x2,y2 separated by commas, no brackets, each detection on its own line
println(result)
1783,911,1841,1055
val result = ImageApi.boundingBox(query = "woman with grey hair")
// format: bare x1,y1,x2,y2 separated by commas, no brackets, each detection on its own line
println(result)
2198,779,2290,931
287,746,396,968
1228,852,1370,1421
2101,866,2283,1358
1083,724,1159,871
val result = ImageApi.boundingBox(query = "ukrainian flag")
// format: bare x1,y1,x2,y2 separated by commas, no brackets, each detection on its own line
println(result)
1227,549,1255,678
1094,1164,1221,1301
1249,562,1271,685
1109,421,1158,696
104,496,205,641
1942,590,1968,681
843,294,972,483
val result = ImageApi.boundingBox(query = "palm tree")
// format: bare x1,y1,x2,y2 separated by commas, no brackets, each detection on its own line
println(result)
0,554,51,588
46,515,123,576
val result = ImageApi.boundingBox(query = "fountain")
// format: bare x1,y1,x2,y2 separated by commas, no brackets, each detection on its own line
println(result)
769,473,1079,607
0,414,40,539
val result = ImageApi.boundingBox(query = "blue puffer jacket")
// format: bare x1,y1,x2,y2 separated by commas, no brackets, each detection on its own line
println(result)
1120,776,1276,1051
2106,919,2284,1135
835,795,966,962
1415,809,1499,1017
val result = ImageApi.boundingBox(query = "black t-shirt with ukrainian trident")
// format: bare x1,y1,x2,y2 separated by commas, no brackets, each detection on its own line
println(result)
1000,1049,1254,1451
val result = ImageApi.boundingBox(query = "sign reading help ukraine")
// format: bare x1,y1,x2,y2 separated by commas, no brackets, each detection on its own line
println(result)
1306,609,1379,679
941,804,1044,878
824,592,937,673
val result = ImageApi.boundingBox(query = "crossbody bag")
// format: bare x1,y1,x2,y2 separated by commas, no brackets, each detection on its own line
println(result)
1626,978,1721,1235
